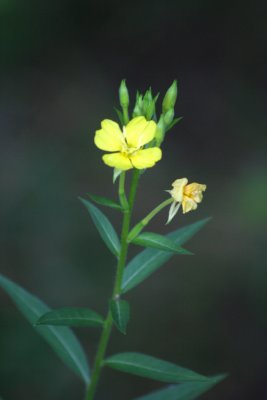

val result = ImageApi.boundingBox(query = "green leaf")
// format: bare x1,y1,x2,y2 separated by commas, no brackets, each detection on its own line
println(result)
122,218,210,293
36,307,104,328
87,193,122,211
132,232,193,255
80,197,121,257
110,299,130,334
104,352,208,383
0,274,90,384
134,375,226,400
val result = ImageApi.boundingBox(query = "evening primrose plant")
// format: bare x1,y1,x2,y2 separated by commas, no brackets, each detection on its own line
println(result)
0,80,226,400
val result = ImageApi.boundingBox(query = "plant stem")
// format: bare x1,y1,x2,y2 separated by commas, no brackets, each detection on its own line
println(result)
113,169,140,295
122,107,129,125
85,169,140,400
127,197,173,242
85,311,112,400
118,172,128,210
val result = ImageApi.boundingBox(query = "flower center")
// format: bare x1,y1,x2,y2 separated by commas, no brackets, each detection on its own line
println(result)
120,128,141,156
126,146,138,155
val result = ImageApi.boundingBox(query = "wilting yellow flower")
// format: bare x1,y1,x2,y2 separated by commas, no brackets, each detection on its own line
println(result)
94,116,162,170
167,178,206,223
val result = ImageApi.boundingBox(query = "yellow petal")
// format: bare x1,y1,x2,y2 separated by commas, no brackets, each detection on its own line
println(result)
130,147,162,169
182,196,198,213
184,183,207,203
102,152,133,170
170,178,188,202
94,119,124,152
125,117,157,148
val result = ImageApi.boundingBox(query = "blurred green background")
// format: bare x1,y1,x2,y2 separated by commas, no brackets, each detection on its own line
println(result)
0,0,266,399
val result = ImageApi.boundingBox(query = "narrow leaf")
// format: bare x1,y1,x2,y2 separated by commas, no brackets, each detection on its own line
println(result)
87,193,122,211
104,352,208,383
110,300,130,334
122,218,210,293
36,307,104,328
0,274,90,384
80,197,121,257
134,374,226,400
132,232,193,255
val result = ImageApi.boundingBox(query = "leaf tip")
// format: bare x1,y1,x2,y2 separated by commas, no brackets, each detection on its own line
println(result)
185,250,194,256
78,196,86,205
211,372,228,383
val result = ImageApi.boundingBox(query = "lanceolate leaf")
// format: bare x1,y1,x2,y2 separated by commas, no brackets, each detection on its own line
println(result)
134,375,226,400
122,218,210,293
110,299,130,334
104,353,208,383
87,193,122,211
132,232,193,255
36,307,104,328
80,197,121,257
0,274,90,384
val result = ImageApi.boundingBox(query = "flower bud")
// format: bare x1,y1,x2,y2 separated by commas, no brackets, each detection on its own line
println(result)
162,80,177,114
132,93,143,117
119,79,129,108
164,108,174,126
154,114,166,147
143,89,155,120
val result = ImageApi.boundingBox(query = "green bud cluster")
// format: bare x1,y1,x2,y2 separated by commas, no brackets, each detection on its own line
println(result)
132,88,159,121
155,81,179,146
117,79,181,147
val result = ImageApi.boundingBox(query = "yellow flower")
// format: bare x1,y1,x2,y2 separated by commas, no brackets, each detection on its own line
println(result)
94,116,162,170
167,178,206,223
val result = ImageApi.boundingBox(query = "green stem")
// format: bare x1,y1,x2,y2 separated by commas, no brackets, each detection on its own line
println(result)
85,169,140,400
119,172,128,210
128,169,140,209
122,107,129,124
85,311,112,400
113,169,140,295
128,197,173,242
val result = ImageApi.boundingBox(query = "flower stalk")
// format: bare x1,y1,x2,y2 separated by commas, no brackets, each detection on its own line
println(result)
127,197,173,242
118,172,129,210
86,82,206,399
85,170,140,400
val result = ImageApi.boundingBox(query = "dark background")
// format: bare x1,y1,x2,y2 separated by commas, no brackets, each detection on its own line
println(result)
0,1,266,399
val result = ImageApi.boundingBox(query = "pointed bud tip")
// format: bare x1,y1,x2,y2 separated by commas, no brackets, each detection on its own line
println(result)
119,79,129,108
162,80,178,114
164,108,175,125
